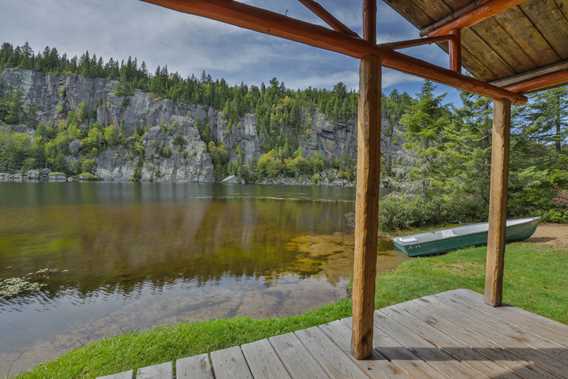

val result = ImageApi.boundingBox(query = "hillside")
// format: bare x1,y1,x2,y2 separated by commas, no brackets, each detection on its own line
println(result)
0,66,407,184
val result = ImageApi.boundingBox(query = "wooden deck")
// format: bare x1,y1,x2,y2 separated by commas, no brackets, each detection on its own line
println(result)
99,289,568,379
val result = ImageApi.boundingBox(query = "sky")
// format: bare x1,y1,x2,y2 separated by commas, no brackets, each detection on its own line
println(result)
0,0,461,102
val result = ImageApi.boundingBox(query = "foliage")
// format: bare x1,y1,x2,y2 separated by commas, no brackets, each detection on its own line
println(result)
0,42,358,147
19,242,568,378
0,43,566,225
0,130,41,172
0,87,26,124
207,141,229,179
256,149,284,178
78,172,100,181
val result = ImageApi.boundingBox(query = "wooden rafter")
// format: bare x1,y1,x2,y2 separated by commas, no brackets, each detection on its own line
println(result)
422,0,526,37
505,70,568,93
492,61,568,92
297,0,358,37
378,35,453,50
142,0,527,104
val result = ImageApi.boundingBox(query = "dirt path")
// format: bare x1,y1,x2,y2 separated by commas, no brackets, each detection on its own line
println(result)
527,223,568,249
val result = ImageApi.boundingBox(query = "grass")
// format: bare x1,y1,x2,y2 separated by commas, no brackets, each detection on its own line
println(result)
19,242,568,378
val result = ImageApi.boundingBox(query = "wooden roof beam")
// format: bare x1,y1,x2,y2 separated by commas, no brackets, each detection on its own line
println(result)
491,61,568,88
142,0,527,104
297,0,359,37
378,35,453,50
492,61,568,93
422,0,526,37
504,70,568,93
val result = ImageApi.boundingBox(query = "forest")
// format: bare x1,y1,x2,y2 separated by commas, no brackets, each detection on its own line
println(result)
0,42,567,228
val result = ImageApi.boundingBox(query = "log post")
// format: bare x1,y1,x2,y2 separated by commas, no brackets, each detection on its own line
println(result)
485,98,511,306
449,29,462,73
352,0,381,360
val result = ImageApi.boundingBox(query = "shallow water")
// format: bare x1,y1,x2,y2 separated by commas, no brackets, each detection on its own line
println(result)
0,182,407,375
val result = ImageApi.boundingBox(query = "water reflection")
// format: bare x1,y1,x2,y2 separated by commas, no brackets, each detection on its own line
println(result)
0,183,406,376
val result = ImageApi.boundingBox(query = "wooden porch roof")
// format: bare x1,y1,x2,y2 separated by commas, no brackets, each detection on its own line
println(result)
384,0,568,89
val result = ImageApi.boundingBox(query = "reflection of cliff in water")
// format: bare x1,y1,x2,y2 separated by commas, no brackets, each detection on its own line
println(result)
0,184,359,302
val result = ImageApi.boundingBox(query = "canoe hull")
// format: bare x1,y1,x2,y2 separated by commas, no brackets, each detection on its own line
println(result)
394,218,540,257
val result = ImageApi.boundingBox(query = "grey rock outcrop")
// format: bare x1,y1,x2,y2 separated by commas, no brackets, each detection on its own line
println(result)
1,68,215,182
0,68,406,184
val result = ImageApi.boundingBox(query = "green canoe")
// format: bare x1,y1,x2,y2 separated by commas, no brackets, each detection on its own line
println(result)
393,217,540,257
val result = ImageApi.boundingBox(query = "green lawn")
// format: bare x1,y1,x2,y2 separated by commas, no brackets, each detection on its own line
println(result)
20,242,568,378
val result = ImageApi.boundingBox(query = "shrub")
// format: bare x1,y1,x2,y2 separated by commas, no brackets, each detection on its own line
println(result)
284,149,309,177
78,172,100,181
257,149,283,178
80,158,96,173
307,152,325,174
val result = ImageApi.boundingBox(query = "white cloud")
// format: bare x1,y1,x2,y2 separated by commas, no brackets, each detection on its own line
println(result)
0,0,447,98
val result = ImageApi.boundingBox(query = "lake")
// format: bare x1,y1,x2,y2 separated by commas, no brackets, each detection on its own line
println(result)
0,182,407,375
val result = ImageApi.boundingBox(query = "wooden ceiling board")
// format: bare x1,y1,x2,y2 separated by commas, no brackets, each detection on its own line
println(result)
470,18,535,73
382,0,435,27
493,6,559,67
557,0,568,19
520,0,568,59
461,44,500,79
462,28,516,78
385,0,568,83
411,0,453,20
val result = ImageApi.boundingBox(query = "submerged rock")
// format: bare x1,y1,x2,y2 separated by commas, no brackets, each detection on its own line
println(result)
221,175,244,184
0,277,46,298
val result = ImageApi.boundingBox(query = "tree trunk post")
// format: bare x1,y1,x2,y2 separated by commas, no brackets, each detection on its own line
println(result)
352,0,381,360
485,98,511,306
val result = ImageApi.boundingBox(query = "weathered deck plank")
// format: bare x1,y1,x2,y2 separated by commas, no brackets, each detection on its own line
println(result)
98,289,568,379
137,362,172,379
375,310,487,379
294,326,369,379
241,339,291,379
176,353,214,379
211,346,253,379
269,332,330,379
451,289,568,347
397,296,549,379
432,292,568,378
97,370,133,379
319,320,409,378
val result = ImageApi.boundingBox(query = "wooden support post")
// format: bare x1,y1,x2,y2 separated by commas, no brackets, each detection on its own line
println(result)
352,0,381,360
449,29,461,73
485,98,511,307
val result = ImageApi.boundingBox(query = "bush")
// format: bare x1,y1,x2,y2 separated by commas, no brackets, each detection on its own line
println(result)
284,149,309,177
80,158,96,173
379,193,485,231
257,149,283,178
78,172,100,181
541,209,568,223
208,142,229,179
307,152,325,174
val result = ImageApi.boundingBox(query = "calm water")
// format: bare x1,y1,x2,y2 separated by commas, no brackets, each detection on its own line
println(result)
0,182,407,375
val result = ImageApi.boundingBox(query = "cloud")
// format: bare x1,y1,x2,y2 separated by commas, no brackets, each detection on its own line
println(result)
0,0,453,98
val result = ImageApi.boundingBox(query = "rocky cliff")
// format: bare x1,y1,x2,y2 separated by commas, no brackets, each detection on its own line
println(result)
0,68,403,184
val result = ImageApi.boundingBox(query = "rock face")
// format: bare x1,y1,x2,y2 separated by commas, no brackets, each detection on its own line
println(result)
0,68,405,184
0,68,216,182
